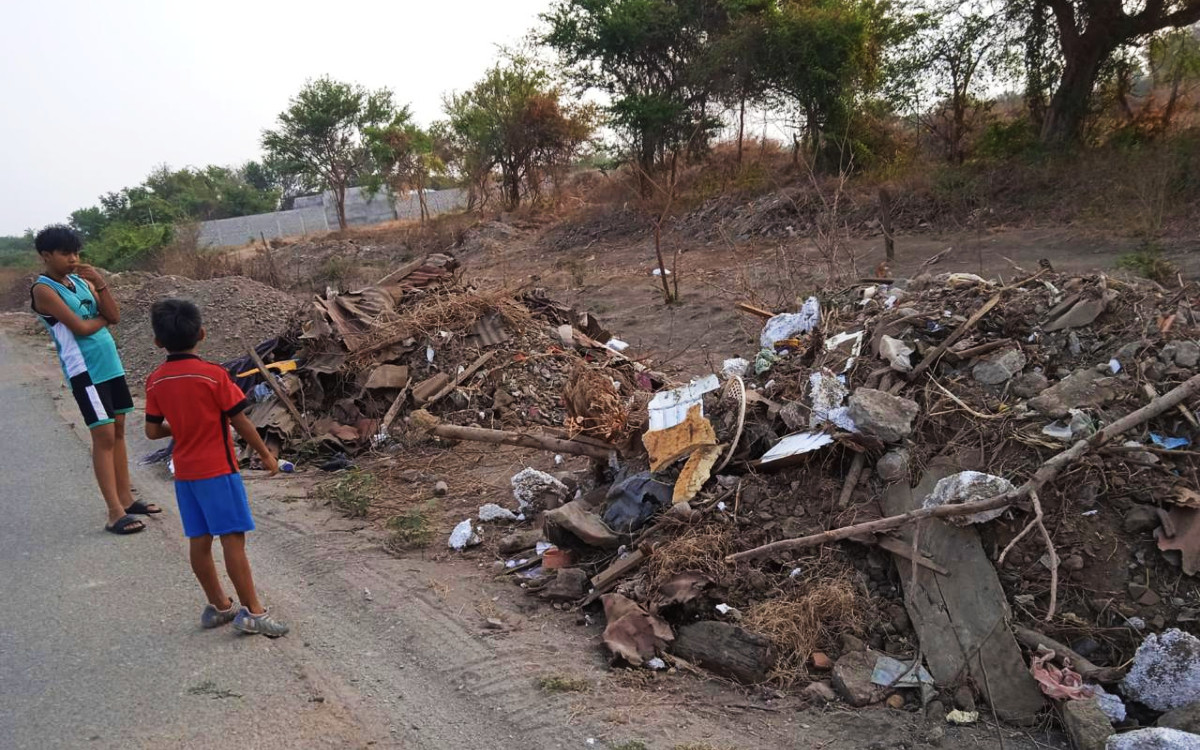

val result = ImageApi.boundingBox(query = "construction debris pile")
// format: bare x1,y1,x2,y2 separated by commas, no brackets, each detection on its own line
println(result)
215,248,1200,742
420,264,1199,745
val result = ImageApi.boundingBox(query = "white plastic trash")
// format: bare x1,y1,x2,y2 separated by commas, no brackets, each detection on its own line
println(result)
760,297,820,349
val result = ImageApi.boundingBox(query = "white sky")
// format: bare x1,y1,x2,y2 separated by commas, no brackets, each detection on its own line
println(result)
0,0,555,235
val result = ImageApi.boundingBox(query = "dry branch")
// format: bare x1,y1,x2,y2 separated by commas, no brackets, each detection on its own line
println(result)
426,422,615,460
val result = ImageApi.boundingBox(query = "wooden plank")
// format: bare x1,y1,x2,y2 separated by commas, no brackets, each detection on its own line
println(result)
246,347,311,437
883,457,1043,724
735,302,776,320
581,550,647,606
379,377,413,435
876,535,950,576
426,351,496,405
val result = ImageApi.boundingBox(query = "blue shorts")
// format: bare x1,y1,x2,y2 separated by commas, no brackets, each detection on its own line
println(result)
174,473,256,538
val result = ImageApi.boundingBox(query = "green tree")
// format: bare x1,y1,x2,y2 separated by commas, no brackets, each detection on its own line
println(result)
1027,0,1200,145
367,118,447,222
442,56,597,210
541,0,727,189
262,77,404,229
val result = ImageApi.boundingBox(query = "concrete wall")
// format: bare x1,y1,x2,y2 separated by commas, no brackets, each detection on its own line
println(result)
197,187,468,248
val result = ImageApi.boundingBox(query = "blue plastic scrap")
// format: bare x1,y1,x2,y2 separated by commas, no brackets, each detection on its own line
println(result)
1151,433,1191,451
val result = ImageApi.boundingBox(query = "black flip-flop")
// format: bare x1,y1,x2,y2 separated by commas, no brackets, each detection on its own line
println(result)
105,514,146,535
124,500,163,516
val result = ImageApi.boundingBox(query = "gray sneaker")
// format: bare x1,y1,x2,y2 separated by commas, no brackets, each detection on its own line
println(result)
200,600,238,629
233,607,289,638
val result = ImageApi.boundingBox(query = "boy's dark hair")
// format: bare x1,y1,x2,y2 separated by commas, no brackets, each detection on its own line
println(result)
151,298,203,352
34,225,82,254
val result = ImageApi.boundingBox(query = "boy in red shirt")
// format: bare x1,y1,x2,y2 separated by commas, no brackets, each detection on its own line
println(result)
144,298,289,637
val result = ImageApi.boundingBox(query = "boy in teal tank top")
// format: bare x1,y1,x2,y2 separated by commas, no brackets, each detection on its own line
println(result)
30,225,163,535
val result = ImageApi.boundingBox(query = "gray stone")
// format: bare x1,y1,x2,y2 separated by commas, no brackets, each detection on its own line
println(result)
1159,699,1200,734
841,634,867,653
847,389,919,444
551,471,580,499
433,480,449,497
1117,341,1148,362
953,684,977,712
1063,698,1113,750
541,568,588,601
498,529,544,555
1029,368,1119,419
973,348,1027,385
1046,296,1109,331
1124,505,1162,535
1106,728,1200,749
1176,342,1200,369
802,680,838,703
876,450,910,483
831,650,888,707
1012,372,1051,399
1122,629,1200,711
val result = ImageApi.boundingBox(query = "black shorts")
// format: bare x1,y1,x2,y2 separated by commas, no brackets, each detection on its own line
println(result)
70,375,134,429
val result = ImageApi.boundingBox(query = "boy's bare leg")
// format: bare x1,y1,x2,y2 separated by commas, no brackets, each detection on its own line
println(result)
220,533,264,614
190,536,232,608
111,414,156,512
91,423,137,527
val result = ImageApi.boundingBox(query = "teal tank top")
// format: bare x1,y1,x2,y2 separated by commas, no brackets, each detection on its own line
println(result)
31,274,125,385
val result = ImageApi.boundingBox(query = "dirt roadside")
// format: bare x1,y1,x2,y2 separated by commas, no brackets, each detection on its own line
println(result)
1,312,1065,749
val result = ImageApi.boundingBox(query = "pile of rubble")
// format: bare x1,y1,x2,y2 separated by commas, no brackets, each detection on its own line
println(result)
204,247,1199,744
424,264,1199,746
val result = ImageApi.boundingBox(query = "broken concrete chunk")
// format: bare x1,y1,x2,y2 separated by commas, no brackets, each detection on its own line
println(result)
803,681,838,703
1175,342,1200,369
847,388,918,443
478,503,518,522
831,650,888,707
511,468,570,511
672,621,775,684
972,348,1027,385
922,471,1015,525
1106,728,1200,749
448,519,480,550
1029,368,1119,419
1121,629,1200,711
1045,295,1111,332
544,500,621,549
1062,699,1114,750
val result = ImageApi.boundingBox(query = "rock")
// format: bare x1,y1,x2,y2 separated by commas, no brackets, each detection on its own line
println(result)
551,471,579,499
1139,589,1163,607
973,348,1027,385
1063,698,1114,750
1176,342,1200,369
1125,505,1162,535
842,634,867,653
803,680,837,703
924,724,946,747
1106,728,1200,749
433,480,449,497
1063,554,1086,572
831,651,888,707
954,684,977,713
478,503,518,522
511,468,570,511
926,700,946,722
886,693,906,710
448,519,480,550
1159,699,1200,733
1029,368,1119,419
498,529,543,554
848,389,919,443
1012,371,1051,399
876,450,910,483
541,567,588,601
810,652,834,671
544,500,621,549
1130,583,1150,600
1046,296,1110,331
1122,629,1200,711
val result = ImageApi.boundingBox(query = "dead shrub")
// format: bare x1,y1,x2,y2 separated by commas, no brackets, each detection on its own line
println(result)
645,524,735,591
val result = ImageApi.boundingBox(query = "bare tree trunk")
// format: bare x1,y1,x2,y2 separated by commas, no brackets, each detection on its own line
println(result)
737,96,746,166
1041,31,1114,145
879,187,895,262
334,184,348,230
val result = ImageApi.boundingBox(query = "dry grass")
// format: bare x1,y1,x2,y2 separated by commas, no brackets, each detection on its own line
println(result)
743,577,866,686
537,674,592,694
645,524,735,591
562,364,646,442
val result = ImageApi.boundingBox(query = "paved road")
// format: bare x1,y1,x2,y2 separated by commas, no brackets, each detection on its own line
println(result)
0,332,591,750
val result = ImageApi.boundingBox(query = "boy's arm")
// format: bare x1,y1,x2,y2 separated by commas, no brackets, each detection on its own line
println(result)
229,412,279,476
144,419,172,440
31,285,108,336
75,265,119,324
